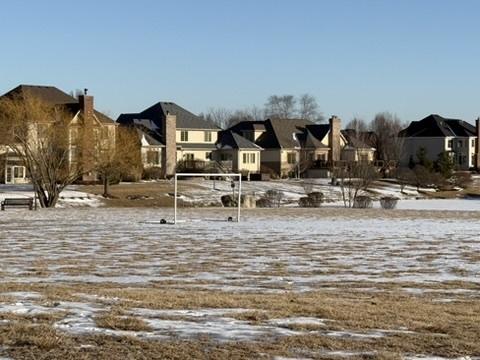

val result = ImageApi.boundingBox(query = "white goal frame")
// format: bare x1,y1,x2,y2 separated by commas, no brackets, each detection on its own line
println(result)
174,173,242,224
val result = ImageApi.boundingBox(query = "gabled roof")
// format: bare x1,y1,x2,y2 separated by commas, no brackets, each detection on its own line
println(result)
255,118,314,149
134,124,164,146
118,102,219,131
341,130,373,149
299,125,330,148
216,130,263,150
3,85,77,105
400,114,476,138
1,85,115,124
229,120,266,133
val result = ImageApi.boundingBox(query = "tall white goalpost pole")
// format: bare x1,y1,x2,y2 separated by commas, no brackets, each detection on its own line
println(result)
174,173,178,224
237,175,241,222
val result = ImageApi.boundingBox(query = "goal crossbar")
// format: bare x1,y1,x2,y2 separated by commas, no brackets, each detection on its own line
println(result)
174,173,242,224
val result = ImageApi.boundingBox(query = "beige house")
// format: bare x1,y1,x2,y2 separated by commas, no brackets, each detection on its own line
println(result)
0,85,117,184
214,130,262,174
228,116,376,177
118,102,221,176
399,114,480,170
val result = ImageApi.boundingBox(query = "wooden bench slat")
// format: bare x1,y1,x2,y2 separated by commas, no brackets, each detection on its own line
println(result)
1,198,34,210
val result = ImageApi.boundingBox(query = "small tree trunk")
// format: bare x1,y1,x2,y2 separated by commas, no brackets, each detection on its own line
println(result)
103,176,110,198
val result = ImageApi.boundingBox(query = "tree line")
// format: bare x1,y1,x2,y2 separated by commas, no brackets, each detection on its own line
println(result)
201,93,324,129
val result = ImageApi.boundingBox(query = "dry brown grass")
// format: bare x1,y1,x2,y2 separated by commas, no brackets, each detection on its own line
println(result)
78,181,203,208
95,313,152,332
1,323,66,350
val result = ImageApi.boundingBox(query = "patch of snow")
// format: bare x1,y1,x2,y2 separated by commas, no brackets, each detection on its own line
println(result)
268,317,328,327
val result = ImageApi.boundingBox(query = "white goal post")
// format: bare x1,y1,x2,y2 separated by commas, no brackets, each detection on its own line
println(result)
174,173,242,224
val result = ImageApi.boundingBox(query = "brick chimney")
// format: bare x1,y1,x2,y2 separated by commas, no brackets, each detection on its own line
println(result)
328,115,341,164
78,90,96,182
162,112,177,177
476,117,480,169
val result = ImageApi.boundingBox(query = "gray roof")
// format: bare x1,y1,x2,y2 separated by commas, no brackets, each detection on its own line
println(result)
134,124,164,146
1,85,115,124
256,118,314,149
400,114,476,138
117,102,219,131
216,131,262,150
341,130,373,149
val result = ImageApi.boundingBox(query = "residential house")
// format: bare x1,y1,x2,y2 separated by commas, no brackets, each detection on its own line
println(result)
117,102,221,176
229,116,376,177
214,130,262,174
399,114,480,170
0,85,116,184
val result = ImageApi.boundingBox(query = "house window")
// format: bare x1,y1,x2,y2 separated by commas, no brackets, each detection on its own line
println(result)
458,140,463,148
205,152,212,160
447,140,453,149
287,152,296,164
146,150,159,164
473,139,476,148
184,153,194,161
13,167,24,178
204,131,212,142
242,153,256,164
180,131,189,142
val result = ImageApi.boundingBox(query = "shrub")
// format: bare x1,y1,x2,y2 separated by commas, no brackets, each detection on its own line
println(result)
142,166,163,180
380,196,398,209
264,190,284,208
451,172,472,188
308,192,324,207
298,197,311,207
221,195,237,207
256,198,273,208
353,195,373,209
298,192,324,207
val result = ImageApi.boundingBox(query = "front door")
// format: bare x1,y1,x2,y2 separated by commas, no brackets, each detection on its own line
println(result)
5,166,25,184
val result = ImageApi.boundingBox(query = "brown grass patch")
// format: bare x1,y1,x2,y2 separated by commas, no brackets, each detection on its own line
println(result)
95,313,153,332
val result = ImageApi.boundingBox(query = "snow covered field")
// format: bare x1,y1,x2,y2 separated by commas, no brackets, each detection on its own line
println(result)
0,207,479,358
1,207,479,290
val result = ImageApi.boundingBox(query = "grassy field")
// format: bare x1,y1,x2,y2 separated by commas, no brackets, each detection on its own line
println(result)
0,207,479,359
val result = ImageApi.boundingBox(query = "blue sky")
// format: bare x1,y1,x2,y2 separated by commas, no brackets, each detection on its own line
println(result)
1,0,479,123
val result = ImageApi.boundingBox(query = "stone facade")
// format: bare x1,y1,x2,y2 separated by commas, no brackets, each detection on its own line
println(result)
328,115,341,163
162,113,177,177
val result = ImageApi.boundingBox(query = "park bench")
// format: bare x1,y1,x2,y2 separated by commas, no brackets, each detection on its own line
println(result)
1,198,34,211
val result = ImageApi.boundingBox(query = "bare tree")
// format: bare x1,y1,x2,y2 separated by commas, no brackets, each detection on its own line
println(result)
395,167,415,194
265,95,296,118
298,93,324,123
203,107,233,129
334,162,379,208
370,112,405,164
345,117,368,133
203,106,265,129
94,126,142,197
0,94,86,207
